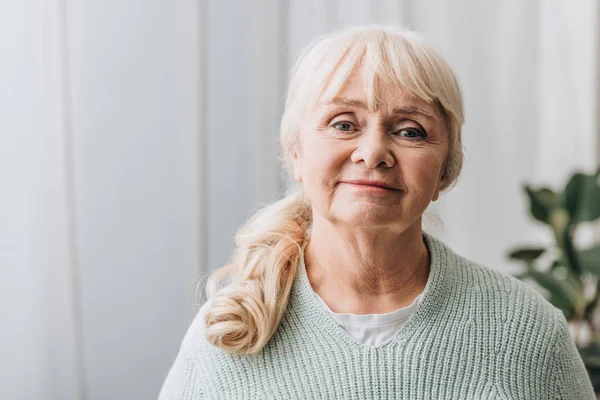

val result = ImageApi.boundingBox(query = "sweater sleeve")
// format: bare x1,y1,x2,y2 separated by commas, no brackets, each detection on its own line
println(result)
157,302,210,400
548,308,596,399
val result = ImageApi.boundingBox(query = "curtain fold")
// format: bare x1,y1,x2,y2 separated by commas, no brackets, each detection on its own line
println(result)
1,0,81,399
42,0,83,398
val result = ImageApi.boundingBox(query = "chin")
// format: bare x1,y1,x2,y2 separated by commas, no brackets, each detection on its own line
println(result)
338,209,401,228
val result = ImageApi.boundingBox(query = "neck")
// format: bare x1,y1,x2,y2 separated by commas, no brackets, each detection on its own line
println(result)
303,215,430,315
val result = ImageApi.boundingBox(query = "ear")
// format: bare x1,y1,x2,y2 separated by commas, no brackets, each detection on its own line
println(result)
292,151,303,183
431,172,445,202
432,185,441,202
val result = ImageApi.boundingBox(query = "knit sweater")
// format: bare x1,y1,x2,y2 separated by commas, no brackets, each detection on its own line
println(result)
158,231,595,399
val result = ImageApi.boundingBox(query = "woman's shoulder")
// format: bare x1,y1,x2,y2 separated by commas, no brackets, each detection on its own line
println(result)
182,300,210,347
441,251,593,397
174,299,217,357
450,251,561,327
198,299,211,325
428,232,557,320
175,298,252,374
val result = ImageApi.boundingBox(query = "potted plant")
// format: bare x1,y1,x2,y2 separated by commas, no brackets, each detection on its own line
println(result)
507,167,600,392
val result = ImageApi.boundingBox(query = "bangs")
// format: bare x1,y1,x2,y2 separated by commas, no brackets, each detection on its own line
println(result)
297,29,443,114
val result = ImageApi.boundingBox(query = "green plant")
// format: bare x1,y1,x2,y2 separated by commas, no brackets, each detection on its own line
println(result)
508,167,600,391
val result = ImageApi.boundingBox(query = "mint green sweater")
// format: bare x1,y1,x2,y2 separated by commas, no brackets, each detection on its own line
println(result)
159,232,595,399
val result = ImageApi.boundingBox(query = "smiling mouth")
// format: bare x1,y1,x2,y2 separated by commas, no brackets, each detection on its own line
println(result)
342,180,400,190
344,182,401,192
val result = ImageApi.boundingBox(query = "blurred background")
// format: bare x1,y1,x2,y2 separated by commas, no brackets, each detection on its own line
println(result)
1,0,599,399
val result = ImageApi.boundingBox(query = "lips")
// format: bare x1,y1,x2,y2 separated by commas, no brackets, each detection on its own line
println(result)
342,180,399,190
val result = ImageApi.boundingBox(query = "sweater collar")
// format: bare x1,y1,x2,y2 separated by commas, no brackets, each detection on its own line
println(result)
290,230,455,350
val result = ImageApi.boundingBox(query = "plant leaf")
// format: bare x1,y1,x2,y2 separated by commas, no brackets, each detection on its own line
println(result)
524,185,558,224
562,172,600,223
579,342,600,390
508,247,545,262
579,341,600,368
549,259,563,270
579,246,600,275
522,268,577,318
559,227,582,275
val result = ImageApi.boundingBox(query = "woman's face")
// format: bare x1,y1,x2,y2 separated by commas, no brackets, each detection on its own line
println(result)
292,73,449,232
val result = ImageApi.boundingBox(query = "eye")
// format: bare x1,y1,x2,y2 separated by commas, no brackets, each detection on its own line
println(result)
395,127,427,140
331,121,356,133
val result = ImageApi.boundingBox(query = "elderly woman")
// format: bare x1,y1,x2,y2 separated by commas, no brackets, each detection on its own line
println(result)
159,25,594,399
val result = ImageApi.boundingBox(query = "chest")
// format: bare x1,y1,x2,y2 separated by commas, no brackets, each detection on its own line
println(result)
200,331,542,400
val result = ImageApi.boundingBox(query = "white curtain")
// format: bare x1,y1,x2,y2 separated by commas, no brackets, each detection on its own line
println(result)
1,1,597,399
1,1,81,399
2,0,206,399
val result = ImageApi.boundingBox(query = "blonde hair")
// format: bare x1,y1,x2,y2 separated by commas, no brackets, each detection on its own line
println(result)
204,25,465,355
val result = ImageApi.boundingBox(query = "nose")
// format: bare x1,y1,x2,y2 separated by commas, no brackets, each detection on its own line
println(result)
350,125,395,169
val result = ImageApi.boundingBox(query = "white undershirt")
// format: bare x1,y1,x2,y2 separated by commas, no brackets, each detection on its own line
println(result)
314,292,424,348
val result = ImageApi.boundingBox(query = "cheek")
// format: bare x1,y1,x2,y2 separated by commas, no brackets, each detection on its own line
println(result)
401,151,444,188
302,134,345,179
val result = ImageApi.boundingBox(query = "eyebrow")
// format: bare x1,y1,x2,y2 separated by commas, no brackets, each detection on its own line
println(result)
325,98,436,121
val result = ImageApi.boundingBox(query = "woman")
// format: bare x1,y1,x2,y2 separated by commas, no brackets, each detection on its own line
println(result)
159,25,594,399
